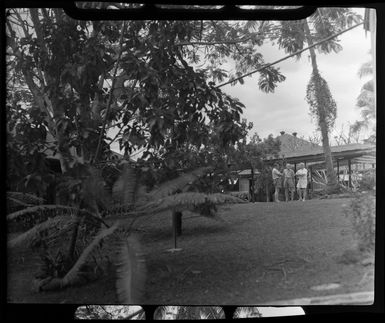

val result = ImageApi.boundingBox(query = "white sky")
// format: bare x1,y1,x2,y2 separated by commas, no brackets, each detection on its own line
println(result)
221,8,372,142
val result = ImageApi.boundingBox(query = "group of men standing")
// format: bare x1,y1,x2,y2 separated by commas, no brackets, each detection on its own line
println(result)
272,162,309,202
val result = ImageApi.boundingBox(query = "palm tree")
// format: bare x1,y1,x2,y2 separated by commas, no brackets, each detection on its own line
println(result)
272,8,362,193
7,164,245,302
357,60,375,126
303,19,339,192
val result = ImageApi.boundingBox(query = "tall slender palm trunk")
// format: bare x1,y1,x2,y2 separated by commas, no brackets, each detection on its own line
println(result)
304,20,339,192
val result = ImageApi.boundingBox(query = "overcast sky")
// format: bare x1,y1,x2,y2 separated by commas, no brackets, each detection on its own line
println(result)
221,8,372,143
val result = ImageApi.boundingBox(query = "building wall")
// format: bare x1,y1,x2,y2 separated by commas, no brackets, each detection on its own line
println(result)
239,178,250,192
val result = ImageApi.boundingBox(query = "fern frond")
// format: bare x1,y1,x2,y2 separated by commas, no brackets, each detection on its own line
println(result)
115,234,147,304
7,205,78,222
7,216,76,249
145,192,245,214
61,221,120,287
148,167,212,200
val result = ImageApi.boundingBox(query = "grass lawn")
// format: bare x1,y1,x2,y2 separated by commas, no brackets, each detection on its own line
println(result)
7,198,374,304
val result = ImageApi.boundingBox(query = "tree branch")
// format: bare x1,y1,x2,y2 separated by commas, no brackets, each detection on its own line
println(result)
216,22,363,88
93,21,127,163
174,36,254,47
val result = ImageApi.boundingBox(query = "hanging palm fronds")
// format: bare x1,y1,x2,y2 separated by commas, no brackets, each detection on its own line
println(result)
115,234,147,304
7,191,45,205
143,192,245,216
60,221,120,287
148,167,212,200
7,215,77,249
112,162,138,205
7,191,45,213
7,204,77,222
82,166,111,213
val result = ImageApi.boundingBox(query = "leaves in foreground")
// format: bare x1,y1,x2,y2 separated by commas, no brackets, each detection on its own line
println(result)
147,167,212,200
35,221,120,291
115,234,147,304
144,192,246,215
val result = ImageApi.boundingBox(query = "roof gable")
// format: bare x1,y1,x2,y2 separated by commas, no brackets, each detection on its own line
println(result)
278,133,320,155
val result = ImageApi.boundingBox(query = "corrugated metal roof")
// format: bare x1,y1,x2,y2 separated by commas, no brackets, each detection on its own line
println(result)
266,133,320,160
238,169,260,176
269,143,375,160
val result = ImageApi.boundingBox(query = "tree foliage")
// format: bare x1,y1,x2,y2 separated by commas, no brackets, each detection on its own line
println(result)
355,60,375,140
267,8,361,192
306,69,337,131
6,8,291,200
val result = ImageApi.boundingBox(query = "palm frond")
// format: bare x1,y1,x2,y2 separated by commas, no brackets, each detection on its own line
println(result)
115,234,147,304
7,191,45,205
144,192,245,215
7,196,33,208
7,205,77,222
148,167,212,200
112,163,137,206
61,221,120,287
356,89,374,108
358,61,373,78
82,167,111,212
362,79,374,92
7,216,76,249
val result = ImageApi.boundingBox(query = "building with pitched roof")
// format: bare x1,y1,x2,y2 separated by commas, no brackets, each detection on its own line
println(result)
236,131,375,198
265,131,376,191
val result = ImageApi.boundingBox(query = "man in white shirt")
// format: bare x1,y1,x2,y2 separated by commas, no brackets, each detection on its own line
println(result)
295,162,308,201
272,163,283,202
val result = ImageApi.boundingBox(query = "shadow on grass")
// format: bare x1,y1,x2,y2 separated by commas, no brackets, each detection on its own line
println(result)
140,223,231,244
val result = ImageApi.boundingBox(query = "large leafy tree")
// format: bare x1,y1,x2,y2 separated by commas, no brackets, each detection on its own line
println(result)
227,131,281,201
6,8,287,300
6,8,287,196
268,8,362,193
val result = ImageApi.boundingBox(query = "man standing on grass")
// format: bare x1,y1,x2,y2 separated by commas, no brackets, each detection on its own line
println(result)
295,162,308,201
272,162,283,202
283,163,295,202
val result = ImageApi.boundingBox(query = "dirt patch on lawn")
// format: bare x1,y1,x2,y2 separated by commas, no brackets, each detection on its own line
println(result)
7,198,374,304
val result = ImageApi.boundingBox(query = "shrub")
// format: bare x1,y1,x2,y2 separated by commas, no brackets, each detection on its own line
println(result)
359,169,376,191
229,191,249,201
343,192,375,252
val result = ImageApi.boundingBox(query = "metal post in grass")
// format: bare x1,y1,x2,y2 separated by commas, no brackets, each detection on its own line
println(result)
167,211,183,253
173,211,182,237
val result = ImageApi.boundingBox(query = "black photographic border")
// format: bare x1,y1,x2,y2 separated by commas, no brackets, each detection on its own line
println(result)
1,0,383,321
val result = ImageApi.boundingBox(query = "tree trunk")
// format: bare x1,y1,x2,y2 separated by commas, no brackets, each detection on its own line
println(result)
304,20,339,193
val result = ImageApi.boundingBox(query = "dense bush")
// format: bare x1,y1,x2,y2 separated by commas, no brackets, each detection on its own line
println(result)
359,169,376,191
229,191,249,201
343,192,375,252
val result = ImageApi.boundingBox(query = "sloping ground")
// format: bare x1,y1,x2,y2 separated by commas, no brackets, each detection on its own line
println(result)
7,199,374,304
137,199,374,305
